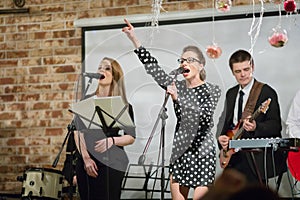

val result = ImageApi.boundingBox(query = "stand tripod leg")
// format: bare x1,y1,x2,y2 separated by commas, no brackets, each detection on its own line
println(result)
53,122,77,200
250,152,263,185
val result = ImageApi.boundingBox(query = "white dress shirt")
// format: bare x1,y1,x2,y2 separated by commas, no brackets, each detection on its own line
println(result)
233,78,254,126
286,89,300,138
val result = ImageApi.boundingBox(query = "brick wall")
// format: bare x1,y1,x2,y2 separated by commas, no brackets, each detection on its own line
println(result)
0,0,262,193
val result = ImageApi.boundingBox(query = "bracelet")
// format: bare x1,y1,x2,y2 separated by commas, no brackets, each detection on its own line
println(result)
111,137,115,145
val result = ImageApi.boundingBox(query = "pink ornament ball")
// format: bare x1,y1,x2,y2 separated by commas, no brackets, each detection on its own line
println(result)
284,0,297,13
206,45,222,59
268,31,288,48
216,0,232,12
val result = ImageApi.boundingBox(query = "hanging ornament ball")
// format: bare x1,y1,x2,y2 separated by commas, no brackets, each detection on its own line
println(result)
284,0,297,13
206,44,222,59
270,0,283,5
216,0,232,12
268,27,288,48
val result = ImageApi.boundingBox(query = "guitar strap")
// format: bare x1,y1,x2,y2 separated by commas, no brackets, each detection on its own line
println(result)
241,80,264,119
242,80,266,181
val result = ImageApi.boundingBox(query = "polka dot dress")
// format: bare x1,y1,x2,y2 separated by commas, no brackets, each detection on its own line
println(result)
134,46,221,188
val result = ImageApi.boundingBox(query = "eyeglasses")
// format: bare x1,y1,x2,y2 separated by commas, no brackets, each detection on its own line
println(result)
177,57,201,64
98,65,112,71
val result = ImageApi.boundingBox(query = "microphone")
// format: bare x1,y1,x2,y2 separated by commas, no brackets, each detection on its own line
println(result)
169,67,185,75
83,72,105,80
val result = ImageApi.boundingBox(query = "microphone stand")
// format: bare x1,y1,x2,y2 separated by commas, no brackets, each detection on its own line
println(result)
138,72,180,200
52,122,76,200
51,76,94,199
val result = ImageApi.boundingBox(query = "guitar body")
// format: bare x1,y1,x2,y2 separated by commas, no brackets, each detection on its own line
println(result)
225,123,240,139
219,148,235,168
219,124,239,169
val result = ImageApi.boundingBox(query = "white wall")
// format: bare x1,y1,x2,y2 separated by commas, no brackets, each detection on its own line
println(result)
78,8,300,199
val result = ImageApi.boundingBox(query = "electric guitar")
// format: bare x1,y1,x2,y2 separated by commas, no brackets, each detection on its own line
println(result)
219,98,271,168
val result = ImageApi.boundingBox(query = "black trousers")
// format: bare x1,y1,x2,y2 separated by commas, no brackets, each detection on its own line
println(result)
226,150,287,184
76,157,125,200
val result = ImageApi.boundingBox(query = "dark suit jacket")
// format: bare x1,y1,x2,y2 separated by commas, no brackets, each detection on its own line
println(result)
216,79,287,182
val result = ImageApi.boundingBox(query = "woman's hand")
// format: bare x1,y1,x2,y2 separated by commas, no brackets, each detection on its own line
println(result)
122,19,135,39
83,157,98,178
122,18,141,48
167,82,178,100
72,175,77,186
94,137,113,153
218,135,229,150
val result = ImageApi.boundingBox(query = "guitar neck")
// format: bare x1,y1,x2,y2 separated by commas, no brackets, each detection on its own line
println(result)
233,126,244,140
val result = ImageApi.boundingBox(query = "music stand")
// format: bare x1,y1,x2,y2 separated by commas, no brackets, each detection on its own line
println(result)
70,96,135,132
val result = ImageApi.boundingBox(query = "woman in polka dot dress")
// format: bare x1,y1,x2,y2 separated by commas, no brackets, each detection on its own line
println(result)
123,19,221,200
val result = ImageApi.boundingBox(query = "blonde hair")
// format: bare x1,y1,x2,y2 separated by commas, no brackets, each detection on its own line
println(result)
95,57,128,104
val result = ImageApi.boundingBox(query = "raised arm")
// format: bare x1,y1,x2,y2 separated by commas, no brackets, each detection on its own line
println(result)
122,19,175,88
122,18,141,49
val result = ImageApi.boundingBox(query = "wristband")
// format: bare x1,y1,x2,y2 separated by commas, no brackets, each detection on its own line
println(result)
111,137,115,145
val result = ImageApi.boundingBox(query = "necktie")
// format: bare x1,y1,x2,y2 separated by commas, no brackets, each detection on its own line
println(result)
238,90,244,121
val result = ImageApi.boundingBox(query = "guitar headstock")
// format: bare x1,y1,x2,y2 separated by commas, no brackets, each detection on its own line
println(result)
260,98,271,114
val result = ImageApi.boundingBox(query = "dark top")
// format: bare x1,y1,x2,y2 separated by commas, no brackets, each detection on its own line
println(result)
74,94,136,172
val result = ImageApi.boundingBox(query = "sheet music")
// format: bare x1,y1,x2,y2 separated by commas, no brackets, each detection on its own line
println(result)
70,96,135,130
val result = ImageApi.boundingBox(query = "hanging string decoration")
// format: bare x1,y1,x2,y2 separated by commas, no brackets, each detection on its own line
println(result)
268,3,289,48
215,0,232,12
151,0,164,27
248,0,264,54
146,0,165,45
284,0,297,13
206,0,223,59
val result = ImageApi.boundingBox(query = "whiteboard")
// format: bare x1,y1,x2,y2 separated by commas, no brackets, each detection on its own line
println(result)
81,11,300,198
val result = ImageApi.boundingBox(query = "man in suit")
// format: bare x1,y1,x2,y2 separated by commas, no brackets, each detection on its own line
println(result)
217,49,286,184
